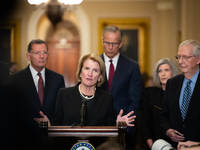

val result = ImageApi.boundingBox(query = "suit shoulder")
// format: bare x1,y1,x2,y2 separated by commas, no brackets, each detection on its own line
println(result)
46,68,63,77
168,74,183,83
120,54,138,64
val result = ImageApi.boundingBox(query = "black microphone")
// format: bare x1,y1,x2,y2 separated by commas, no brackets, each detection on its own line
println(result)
80,100,86,126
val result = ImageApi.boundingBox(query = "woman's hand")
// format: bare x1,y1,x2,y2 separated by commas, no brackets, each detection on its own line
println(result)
34,111,51,127
116,109,136,127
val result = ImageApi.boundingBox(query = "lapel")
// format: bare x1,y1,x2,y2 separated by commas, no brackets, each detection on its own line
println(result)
43,68,51,107
100,54,109,91
185,72,200,121
173,74,184,119
110,54,125,91
25,66,42,108
86,88,105,121
68,85,82,117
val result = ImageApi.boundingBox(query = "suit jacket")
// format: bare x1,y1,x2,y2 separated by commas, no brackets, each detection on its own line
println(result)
141,87,165,142
161,74,200,147
100,54,141,117
0,61,13,149
51,83,116,126
11,65,65,148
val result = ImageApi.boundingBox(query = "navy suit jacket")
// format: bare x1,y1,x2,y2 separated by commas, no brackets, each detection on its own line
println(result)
161,74,200,147
100,54,141,118
11,65,65,147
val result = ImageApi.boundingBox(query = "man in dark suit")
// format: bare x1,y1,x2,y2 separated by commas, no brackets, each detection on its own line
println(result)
161,39,200,148
100,26,141,150
11,39,65,149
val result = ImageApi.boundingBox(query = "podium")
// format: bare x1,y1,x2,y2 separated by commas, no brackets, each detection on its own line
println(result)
40,122,127,150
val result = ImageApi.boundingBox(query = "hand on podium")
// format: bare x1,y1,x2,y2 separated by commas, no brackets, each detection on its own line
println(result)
34,111,51,127
116,109,136,127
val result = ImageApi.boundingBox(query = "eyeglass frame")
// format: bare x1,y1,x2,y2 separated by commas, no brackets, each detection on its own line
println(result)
103,41,120,47
30,51,49,55
175,55,195,61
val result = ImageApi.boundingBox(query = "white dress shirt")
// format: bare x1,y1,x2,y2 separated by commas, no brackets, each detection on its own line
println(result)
103,53,120,79
29,65,45,92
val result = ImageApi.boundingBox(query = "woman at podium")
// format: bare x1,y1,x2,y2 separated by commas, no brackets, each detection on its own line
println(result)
34,53,135,127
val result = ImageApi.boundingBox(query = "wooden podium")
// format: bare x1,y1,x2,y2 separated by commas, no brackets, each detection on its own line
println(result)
40,122,127,150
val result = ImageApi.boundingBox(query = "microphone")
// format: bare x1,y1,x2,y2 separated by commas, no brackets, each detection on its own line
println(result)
80,100,86,126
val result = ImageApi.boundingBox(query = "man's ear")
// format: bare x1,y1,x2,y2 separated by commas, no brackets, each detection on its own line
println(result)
26,52,31,62
119,41,123,49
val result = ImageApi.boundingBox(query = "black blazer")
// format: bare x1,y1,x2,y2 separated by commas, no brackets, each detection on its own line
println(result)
161,74,200,147
141,87,165,142
11,65,65,148
51,84,116,126
100,54,141,117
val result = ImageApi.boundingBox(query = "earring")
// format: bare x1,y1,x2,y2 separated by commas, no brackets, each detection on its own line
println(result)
98,79,100,81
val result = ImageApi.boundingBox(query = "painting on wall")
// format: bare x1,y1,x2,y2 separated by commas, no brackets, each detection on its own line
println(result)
119,29,138,62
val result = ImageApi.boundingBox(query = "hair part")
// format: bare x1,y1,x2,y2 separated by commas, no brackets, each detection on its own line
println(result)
179,39,200,57
102,25,123,43
27,39,48,53
76,53,105,87
153,58,179,88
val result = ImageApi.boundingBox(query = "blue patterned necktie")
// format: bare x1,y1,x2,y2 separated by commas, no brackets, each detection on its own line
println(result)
181,80,192,121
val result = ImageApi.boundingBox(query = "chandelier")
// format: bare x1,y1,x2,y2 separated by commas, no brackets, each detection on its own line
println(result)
27,0,83,26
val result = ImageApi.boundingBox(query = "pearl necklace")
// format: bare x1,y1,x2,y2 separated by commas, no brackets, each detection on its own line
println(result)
78,84,96,100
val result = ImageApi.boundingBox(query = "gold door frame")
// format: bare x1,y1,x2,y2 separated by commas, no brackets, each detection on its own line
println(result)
0,19,21,68
98,18,150,75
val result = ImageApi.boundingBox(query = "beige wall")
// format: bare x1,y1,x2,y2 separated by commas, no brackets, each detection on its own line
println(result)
6,0,200,76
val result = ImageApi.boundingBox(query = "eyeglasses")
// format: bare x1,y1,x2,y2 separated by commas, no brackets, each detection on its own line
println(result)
175,55,194,61
30,51,49,55
103,41,119,47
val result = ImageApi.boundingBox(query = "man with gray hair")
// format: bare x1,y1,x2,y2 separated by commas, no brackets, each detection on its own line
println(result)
161,39,200,148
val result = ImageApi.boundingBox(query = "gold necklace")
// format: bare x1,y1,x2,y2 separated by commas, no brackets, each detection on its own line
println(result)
78,84,95,100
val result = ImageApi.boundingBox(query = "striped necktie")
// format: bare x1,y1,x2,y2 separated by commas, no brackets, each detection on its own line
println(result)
181,80,192,121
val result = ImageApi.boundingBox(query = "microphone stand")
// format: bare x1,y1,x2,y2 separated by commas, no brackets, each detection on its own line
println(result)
80,99,86,126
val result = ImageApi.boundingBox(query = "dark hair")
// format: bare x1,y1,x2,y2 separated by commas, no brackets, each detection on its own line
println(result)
27,39,48,52
96,142,125,150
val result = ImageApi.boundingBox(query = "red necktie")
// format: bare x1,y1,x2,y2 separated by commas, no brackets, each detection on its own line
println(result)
108,60,114,91
37,72,44,106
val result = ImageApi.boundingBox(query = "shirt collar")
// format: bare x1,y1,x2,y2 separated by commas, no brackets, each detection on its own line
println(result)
184,68,200,84
29,64,45,78
103,53,120,63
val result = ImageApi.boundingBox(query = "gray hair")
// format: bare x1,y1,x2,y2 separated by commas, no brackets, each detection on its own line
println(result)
27,39,48,53
153,58,179,88
102,25,122,43
179,39,200,57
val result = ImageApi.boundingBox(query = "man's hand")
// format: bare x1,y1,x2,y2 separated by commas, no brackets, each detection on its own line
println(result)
167,129,185,142
34,111,51,126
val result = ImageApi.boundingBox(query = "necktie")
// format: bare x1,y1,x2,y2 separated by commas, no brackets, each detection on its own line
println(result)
181,80,192,121
37,72,44,106
108,60,114,91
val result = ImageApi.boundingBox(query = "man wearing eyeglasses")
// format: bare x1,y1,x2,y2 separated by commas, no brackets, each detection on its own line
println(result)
100,26,141,150
11,39,65,148
161,39,200,148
